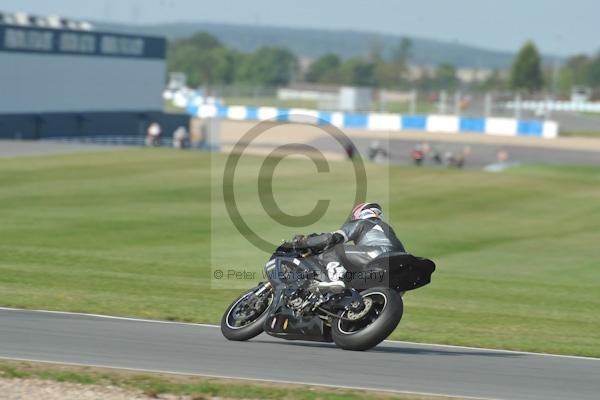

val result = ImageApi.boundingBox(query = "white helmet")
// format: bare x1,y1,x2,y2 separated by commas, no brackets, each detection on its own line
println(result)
350,202,384,221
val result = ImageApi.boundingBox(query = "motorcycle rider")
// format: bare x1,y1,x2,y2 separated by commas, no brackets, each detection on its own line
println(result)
286,202,405,293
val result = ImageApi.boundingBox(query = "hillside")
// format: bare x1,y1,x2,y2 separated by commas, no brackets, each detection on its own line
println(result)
96,21,561,69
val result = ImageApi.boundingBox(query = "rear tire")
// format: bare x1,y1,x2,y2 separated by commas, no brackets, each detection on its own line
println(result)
221,285,273,341
331,287,403,351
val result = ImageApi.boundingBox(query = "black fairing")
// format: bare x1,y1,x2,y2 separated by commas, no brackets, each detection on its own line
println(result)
263,252,332,342
261,247,434,342
264,291,332,342
345,252,436,291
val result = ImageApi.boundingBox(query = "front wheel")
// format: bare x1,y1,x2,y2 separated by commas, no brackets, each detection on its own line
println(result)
221,283,273,341
331,287,403,351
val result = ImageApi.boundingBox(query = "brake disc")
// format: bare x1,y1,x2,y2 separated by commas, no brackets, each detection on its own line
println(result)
346,297,373,320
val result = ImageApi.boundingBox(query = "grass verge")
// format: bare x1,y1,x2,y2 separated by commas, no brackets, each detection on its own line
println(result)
0,360,452,400
0,149,598,356
559,130,600,139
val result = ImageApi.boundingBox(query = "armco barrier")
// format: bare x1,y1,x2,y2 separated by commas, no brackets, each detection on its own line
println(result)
186,104,558,139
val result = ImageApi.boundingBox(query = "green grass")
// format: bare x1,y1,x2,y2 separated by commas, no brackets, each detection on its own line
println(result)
373,100,437,114
0,361,442,399
165,97,437,114
0,149,599,356
164,99,186,114
223,96,319,109
165,97,320,113
559,130,600,139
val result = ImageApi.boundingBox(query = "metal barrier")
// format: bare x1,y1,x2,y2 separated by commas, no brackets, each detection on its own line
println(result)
44,135,169,147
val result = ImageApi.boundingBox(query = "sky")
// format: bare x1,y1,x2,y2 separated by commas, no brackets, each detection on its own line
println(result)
1,0,597,56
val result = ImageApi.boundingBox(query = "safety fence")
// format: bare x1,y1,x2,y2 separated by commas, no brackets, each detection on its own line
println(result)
44,136,166,146
186,104,559,139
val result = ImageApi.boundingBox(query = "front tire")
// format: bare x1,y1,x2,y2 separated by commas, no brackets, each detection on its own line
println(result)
221,284,273,341
331,287,403,351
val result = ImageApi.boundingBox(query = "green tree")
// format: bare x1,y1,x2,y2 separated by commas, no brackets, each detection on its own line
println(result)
557,68,574,94
180,32,222,51
237,47,298,86
213,47,244,85
565,54,591,85
433,64,459,89
477,69,506,91
584,54,600,88
339,58,376,86
510,41,544,92
557,53,600,91
167,32,239,86
373,62,397,88
368,36,384,63
391,37,413,85
305,53,341,83
556,55,590,94
392,37,413,66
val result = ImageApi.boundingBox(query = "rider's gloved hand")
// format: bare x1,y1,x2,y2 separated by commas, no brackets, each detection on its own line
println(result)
292,234,307,244
283,232,344,252
291,235,308,248
306,232,344,252
281,235,307,249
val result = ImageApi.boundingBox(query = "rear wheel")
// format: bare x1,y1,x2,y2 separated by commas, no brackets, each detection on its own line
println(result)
221,284,273,341
331,287,403,351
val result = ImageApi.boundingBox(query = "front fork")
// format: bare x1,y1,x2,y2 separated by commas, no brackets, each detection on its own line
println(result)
254,281,272,297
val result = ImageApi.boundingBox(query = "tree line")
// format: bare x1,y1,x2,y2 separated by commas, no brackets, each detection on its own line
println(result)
168,32,600,95
168,33,461,90
168,32,297,87
558,53,600,93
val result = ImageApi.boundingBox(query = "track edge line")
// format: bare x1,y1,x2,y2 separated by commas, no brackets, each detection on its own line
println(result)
2,306,598,361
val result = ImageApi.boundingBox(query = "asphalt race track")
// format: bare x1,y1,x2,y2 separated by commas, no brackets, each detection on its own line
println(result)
307,136,600,168
218,120,600,169
0,140,124,158
1,309,599,400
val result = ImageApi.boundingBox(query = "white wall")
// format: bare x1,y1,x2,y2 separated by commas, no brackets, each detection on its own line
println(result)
0,52,165,113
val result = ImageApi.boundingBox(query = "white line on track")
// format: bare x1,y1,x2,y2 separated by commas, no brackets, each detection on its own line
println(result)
0,356,498,400
0,307,217,328
1,306,598,362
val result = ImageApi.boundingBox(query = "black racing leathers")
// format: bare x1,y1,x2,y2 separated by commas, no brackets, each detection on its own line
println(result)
292,218,405,278
337,218,404,250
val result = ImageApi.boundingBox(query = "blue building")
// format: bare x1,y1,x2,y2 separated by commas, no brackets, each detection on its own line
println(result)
0,12,187,139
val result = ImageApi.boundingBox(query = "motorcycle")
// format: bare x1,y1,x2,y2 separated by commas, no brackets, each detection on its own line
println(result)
221,241,435,351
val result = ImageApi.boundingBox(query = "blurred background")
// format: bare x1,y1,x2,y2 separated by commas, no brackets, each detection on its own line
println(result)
1,0,599,361
2,0,600,144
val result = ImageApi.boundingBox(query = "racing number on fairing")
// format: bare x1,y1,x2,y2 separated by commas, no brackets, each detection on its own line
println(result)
326,262,347,281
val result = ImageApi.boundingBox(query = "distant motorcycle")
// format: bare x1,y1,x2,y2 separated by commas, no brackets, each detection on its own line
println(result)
221,241,435,351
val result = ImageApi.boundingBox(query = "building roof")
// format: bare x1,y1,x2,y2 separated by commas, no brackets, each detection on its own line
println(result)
0,11,94,31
